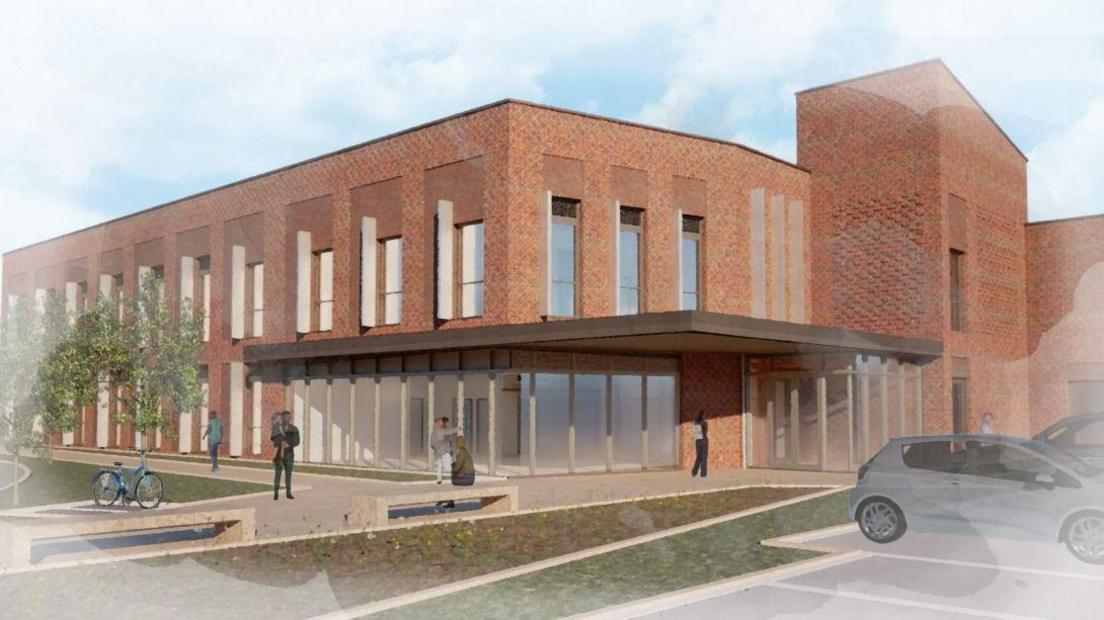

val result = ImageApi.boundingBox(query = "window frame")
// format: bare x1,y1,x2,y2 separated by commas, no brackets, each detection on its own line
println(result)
381,236,403,325
618,207,643,316
550,208,577,318
457,221,484,318
680,215,701,311
950,249,966,331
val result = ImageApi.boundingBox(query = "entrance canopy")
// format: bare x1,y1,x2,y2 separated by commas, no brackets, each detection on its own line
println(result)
244,311,942,363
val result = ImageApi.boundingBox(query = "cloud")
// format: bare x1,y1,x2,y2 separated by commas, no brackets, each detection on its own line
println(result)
636,0,841,129
1028,98,1104,221
732,132,797,164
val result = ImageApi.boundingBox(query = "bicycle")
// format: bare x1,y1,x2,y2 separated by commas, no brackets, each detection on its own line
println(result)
90,448,165,509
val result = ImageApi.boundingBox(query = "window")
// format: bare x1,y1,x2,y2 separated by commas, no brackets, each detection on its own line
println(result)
681,215,701,310
952,378,968,434
950,249,965,330
459,222,484,317
619,206,642,315
247,262,264,338
197,257,211,341
382,237,403,325
550,197,578,317
315,249,334,331
902,440,955,472
113,274,124,320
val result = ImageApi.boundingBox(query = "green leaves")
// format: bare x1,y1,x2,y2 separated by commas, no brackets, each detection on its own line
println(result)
0,271,206,455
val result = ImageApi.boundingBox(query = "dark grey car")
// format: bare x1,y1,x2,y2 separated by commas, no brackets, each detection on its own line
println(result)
849,434,1104,563
1034,414,1104,466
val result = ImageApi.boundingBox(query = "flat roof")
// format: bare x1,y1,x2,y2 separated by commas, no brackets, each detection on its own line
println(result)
4,100,806,258
1026,212,1104,227
243,310,942,364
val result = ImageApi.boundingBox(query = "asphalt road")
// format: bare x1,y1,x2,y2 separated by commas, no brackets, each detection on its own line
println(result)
637,525,1104,620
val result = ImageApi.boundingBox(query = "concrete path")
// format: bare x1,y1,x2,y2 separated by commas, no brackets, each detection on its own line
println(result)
46,449,852,542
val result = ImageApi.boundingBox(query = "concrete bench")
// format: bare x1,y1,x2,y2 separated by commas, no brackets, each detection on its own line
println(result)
0,507,255,569
348,484,518,528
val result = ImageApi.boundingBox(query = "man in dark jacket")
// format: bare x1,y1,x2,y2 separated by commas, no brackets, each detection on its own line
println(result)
272,410,295,500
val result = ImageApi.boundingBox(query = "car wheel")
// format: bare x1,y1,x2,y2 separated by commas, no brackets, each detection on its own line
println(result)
857,497,907,543
1063,511,1104,564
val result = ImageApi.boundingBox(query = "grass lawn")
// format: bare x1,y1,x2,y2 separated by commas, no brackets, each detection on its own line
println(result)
60,446,434,482
374,490,850,619
139,486,825,610
0,456,270,509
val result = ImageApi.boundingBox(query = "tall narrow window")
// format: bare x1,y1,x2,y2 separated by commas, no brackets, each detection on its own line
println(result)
459,222,484,317
550,198,578,317
950,249,965,331
247,262,264,338
951,377,968,434
618,207,642,315
113,274,124,320
382,237,403,325
316,249,334,331
197,257,211,342
681,215,701,310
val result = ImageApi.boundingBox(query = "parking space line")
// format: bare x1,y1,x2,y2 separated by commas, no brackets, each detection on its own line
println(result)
868,551,1104,582
767,583,1043,620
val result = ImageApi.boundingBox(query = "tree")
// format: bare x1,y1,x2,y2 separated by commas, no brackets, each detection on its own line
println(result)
0,293,70,505
115,274,205,448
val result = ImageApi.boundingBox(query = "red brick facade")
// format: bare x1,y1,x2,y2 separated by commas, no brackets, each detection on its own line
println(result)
3,59,1095,472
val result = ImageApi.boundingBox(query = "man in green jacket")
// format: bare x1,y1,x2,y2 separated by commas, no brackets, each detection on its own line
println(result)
202,411,223,472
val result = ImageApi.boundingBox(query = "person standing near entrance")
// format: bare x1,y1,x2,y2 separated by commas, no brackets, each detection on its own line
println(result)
272,410,297,500
202,411,223,472
691,411,709,478
431,416,458,485
980,411,996,434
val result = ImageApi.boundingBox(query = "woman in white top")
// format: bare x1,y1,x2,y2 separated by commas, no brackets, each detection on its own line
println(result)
691,411,709,478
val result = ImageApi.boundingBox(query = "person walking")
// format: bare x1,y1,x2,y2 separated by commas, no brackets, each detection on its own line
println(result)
691,411,709,478
272,410,297,500
431,416,458,485
202,411,223,472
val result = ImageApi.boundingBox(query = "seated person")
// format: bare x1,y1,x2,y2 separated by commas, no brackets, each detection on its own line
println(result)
438,436,476,511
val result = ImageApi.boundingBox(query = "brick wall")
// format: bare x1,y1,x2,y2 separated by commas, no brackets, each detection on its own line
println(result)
679,353,743,470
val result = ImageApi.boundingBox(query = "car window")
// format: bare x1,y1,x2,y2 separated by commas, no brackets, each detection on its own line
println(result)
1073,419,1104,447
902,441,956,472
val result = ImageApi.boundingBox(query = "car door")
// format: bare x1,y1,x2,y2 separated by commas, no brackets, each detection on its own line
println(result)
899,440,964,521
957,444,1068,537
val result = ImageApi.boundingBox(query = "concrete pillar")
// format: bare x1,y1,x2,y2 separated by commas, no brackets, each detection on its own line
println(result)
817,375,828,469
348,377,357,464
488,373,497,476
847,364,855,471
324,377,334,464
99,273,114,301
641,374,649,470
64,281,78,323
361,216,377,328
399,376,408,469
426,375,435,471
568,373,576,474
860,359,871,463
880,373,889,445
296,231,311,334
229,362,244,457
605,373,613,472
455,372,465,433
373,377,381,467
528,372,537,476
303,376,313,462
231,245,246,340
179,256,195,316
436,200,454,320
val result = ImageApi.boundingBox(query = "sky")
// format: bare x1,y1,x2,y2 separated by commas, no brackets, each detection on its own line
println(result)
1,0,1102,285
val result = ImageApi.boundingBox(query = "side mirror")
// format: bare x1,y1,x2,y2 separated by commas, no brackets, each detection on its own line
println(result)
1034,473,1056,488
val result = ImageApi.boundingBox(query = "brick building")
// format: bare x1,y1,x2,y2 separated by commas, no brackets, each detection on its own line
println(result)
3,59,1096,475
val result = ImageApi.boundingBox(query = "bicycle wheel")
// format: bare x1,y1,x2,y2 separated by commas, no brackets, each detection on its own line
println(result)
91,471,120,507
134,472,164,509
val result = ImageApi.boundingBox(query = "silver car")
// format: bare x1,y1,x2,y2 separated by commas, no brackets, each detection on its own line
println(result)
849,434,1104,563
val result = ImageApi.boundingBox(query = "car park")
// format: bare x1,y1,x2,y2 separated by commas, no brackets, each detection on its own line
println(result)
849,434,1104,563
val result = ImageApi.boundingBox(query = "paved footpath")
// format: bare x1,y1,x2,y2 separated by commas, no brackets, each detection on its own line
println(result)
47,449,852,540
